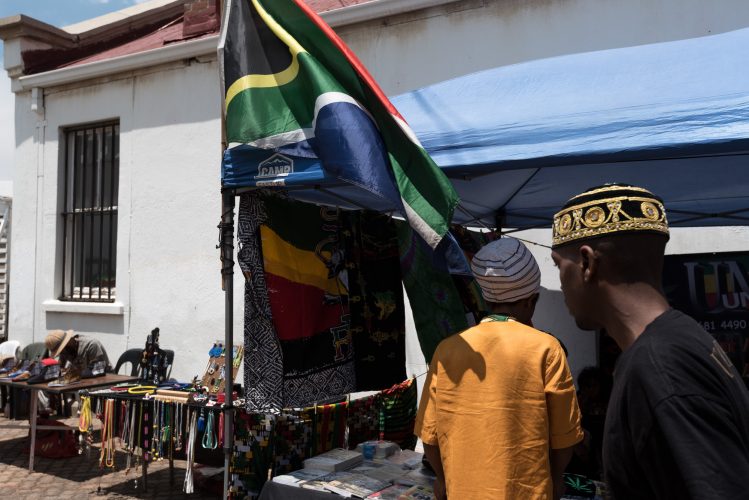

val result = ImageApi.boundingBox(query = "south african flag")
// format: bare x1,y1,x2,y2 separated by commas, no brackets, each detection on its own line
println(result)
219,0,458,249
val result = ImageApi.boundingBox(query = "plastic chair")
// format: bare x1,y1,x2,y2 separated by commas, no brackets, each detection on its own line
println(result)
0,340,20,361
20,342,48,361
0,340,20,414
114,348,175,380
163,350,175,380
114,348,143,377
5,343,46,420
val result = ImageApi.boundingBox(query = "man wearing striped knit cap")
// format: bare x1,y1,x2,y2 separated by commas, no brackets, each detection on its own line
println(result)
416,238,583,500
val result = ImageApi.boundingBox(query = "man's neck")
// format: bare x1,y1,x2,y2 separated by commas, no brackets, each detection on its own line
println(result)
599,283,670,350
489,305,531,327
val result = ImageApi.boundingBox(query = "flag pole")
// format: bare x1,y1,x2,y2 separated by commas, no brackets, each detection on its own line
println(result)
220,189,234,500
217,1,234,498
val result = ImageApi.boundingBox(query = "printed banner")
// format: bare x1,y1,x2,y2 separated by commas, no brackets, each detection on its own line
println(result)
663,252,749,380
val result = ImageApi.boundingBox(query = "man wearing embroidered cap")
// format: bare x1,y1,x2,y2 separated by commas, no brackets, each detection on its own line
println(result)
416,238,583,500
551,183,749,499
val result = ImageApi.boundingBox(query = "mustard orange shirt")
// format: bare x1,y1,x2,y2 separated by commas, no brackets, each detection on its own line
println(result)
415,319,583,499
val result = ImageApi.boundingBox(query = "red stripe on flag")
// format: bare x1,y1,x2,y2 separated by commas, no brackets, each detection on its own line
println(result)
291,0,405,121
265,272,348,341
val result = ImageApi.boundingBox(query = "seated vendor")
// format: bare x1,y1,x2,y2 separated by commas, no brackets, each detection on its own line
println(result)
44,329,112,376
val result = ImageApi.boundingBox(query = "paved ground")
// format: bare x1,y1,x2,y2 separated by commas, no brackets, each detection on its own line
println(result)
0,413,222,499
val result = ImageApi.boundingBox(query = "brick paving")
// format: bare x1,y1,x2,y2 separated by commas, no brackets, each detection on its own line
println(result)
0,413,221,499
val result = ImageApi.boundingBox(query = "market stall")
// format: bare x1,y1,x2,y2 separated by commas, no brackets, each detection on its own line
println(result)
219,23,749,499
225,27,749,230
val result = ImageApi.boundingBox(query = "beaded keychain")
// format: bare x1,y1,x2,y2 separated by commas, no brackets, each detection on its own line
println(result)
143,403,150,462
202,409,217,449
218,411,224,448
120,400,130,450
162,403,171,459
184,409,198,494
124,400,138,474
99,399,116,468
151,400,160,459
379,407,386,442
79,395,94,456
174,403,183,452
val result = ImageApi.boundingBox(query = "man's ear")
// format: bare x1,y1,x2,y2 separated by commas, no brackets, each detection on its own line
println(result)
579,245,598,283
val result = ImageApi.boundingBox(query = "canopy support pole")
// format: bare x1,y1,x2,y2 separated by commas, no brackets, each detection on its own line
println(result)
220,189,235,500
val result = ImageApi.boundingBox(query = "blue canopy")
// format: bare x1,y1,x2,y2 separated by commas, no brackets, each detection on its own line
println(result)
224,27,749,228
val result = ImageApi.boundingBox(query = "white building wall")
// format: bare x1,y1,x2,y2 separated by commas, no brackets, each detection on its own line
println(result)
10,59,247,381
8,92,39,346
338,0,749,96
8,0,749,382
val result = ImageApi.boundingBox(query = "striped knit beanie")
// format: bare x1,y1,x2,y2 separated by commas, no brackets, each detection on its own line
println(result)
471,238,541,304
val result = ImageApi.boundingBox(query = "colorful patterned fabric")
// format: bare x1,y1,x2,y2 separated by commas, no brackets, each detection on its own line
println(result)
238,193,284,412
273,411,314,475
397,222,468,363
227,379,417,497
346,393,380,449
344,211,407,390
261,196,356,408
450,226,490,323
379,378,418,450
345,378,418,451
229,412,275,498
309,401,349,456
239,194,410,409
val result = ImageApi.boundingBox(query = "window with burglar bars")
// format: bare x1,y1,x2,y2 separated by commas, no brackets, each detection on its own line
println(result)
60,122,119,302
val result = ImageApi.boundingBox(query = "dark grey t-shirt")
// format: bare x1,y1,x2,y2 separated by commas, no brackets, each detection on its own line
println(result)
603,309,749,500
60,335,111,373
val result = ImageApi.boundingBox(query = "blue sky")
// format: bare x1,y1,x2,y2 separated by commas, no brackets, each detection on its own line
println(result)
0,0,150,45
0,0,150,185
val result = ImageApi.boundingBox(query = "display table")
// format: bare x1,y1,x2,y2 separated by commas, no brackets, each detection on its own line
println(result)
0,373,138,471
82,388,227,493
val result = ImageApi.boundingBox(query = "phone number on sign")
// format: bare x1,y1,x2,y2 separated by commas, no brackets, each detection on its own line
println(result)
700,319,748,332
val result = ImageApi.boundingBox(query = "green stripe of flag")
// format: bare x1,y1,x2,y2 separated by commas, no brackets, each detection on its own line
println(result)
226,53,344,144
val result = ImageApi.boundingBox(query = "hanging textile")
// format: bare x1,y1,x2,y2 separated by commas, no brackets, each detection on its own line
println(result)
309,401,349,456
378,378,418,451
397,222,469,363
346,378,418,451
238,193,284,412
449,225,491,324
261,195,355,408
344,211,407,389
239,193,411,409
347,392,380,449
228,412,276,499
273,411,314,475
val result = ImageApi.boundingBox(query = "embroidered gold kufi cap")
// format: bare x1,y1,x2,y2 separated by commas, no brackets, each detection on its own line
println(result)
551,184,669,248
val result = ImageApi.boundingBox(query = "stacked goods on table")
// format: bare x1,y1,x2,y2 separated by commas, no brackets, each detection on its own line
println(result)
47,364,83,387
356,440,400,459
303,448,363,472
153,387,191,403
271,445,436,498
0,359,33,381
0,358,63,384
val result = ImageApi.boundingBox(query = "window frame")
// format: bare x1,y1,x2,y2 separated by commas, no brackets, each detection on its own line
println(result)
59,121,120,303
